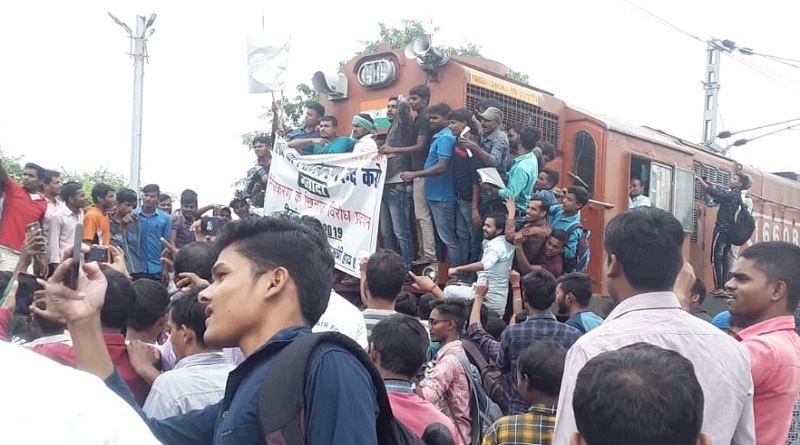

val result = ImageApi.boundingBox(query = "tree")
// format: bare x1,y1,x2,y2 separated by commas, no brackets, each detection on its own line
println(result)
0,155,128,198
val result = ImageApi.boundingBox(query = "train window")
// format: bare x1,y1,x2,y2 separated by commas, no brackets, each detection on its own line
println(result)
573,131,596,193
649,163,673,212
674,168,695,233
465,84,560,148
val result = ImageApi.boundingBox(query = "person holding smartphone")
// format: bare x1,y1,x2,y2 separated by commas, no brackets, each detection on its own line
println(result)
0,160,48,272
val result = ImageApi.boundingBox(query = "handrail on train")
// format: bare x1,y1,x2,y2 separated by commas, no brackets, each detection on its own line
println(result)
589,199,615,209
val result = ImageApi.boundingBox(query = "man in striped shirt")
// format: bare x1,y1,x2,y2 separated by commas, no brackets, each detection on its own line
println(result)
360,249,405,339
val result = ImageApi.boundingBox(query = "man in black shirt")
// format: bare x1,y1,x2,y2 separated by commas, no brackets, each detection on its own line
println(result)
696,172,752,294
381,85,437,265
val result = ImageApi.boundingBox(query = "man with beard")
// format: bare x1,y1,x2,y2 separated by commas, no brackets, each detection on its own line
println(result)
444,213,515,317
504,197,551,274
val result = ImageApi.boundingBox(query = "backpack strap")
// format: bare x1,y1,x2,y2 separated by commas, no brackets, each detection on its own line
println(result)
445,349,482,445
461,339,490,370
565,223,583,236
258,331,398,445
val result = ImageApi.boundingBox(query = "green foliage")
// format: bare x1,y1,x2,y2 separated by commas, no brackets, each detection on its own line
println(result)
508,69,530,84
1,155,128,198
2,155,24,183
61,167,128,196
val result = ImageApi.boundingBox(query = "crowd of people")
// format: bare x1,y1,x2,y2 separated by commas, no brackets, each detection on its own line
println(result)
0,83,797,445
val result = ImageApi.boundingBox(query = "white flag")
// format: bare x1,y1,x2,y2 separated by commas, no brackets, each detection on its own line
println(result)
247,34,289,93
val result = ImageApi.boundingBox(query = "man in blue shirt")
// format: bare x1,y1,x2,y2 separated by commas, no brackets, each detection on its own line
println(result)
285,102,324,141
555,272,603,334
42,215,380,445
401,103,464,270
547,186,589,269
134,184,172,282
533,168,560,207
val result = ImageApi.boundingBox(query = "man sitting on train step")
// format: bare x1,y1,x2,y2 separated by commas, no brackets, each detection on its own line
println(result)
628,178,651,208
443,212,514,317
547,186,590,274
289,115,356,155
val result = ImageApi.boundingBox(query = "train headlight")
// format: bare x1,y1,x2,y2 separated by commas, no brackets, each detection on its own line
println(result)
356,59,397,89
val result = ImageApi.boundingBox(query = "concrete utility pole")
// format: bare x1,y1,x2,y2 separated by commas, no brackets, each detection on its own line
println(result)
701,38,752,154
108,13,157,193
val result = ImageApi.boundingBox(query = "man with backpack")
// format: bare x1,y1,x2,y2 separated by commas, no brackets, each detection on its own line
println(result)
41,216,403,444
696,172,753,295
417,298,476,444
547,186,590,274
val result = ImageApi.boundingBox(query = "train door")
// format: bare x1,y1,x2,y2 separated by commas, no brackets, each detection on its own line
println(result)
564,123,607,290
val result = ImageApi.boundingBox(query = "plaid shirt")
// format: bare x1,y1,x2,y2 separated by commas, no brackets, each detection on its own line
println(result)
482,404,557,445
419,340,473,444
499,313,581,414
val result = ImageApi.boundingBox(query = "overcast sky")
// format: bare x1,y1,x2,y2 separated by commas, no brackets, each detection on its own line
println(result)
1,0,798,205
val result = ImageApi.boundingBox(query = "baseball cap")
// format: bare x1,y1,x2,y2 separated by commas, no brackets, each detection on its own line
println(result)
478,107,503,123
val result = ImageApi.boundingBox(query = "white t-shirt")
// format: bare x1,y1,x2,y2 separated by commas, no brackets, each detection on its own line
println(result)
0,341,161,445
313,290,368,349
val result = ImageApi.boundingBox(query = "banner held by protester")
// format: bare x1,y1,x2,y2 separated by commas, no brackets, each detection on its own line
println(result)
264,136,386,277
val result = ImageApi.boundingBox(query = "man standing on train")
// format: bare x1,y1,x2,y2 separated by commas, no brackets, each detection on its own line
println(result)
696,172,753,296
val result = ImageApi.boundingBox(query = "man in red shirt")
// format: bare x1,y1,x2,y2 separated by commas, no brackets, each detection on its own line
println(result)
369,314,459,443
0,160,48,272
727,241,800,445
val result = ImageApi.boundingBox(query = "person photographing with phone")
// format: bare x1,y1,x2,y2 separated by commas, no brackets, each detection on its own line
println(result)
0,160,48,272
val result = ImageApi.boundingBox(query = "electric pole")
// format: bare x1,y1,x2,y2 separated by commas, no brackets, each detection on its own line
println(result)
108,13,157,193
701,38,752,154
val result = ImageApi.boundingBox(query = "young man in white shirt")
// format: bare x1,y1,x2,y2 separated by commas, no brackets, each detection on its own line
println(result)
444,213,514,317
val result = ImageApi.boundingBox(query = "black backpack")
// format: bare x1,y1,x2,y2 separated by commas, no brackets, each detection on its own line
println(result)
562,224,591,274
258,331,425,445
729,198,755,246
461,340,510,415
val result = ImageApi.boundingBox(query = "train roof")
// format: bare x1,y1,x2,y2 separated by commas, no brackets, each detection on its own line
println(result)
569,106,701,154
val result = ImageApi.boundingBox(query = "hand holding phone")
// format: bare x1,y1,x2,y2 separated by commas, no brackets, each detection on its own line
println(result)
64,223,83,290
89,246,109,263
14,273,37,316
200,216,221,236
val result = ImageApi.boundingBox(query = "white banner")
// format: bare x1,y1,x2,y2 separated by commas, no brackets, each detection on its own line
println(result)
246,34,289,93
264,137,387,277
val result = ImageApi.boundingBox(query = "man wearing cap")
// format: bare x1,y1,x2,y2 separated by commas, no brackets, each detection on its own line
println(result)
457,106,509,177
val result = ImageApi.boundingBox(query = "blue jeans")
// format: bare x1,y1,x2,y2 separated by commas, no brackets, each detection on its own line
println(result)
380,184,413,270
428,200,465,267
456,199,482,264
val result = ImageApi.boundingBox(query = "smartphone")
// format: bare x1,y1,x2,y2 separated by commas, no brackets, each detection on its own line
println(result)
64,223,82,290
200,216,222,236
15,273,37,316
89,246,109,263
25,222,41,235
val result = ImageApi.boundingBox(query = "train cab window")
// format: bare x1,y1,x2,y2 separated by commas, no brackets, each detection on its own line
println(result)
573,131,596,193
630,156,694,233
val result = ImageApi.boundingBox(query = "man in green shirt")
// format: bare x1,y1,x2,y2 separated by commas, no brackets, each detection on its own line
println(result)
499,126,541,220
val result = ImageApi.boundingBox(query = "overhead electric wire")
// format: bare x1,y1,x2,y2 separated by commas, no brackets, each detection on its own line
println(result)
732,122,800,146
616,0,706,44
726,52,800,92
721,117,800,138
